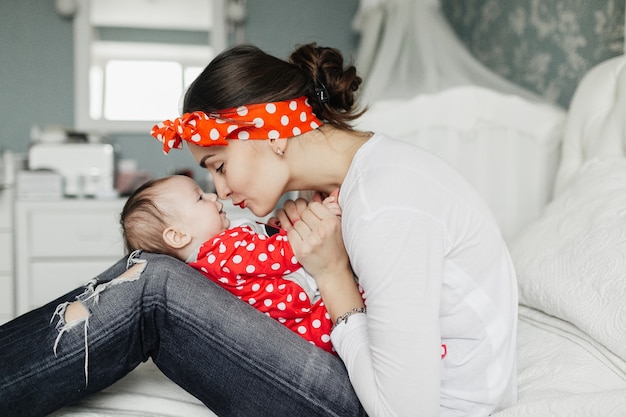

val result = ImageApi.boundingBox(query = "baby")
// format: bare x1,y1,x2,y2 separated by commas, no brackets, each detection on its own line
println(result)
120,175,346,353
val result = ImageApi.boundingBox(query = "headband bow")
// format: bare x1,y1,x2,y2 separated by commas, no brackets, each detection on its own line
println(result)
151,96,322,154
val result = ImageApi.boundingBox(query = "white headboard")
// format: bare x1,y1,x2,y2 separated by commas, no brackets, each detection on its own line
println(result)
355,86,566,243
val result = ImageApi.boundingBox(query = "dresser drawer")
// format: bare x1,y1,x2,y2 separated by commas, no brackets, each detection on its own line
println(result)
27,203,124,258
0,272,13,319
16,199,127,315
28,259,120,310
0,231,11,273
0,189,12,229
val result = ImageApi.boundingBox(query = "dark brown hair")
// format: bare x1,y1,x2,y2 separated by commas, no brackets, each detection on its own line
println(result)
183,43,364,130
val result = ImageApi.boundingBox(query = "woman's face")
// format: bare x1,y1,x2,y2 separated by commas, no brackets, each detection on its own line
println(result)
187,140,288,217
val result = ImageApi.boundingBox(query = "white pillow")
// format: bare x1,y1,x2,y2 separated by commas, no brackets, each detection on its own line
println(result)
511,157,626,361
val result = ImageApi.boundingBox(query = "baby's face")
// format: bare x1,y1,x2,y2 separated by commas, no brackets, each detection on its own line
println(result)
161,175,230,242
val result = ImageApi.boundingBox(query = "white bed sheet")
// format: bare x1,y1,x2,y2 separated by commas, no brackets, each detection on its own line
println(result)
493,306,626,417
51,361,217,417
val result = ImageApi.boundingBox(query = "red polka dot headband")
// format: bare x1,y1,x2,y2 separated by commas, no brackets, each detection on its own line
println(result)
151,96,323,154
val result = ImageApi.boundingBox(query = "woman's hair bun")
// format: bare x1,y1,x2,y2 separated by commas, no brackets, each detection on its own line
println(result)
290,43,365,128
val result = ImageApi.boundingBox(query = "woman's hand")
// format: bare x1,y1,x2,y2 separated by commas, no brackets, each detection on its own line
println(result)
287,201,349,281
283,195,364,322
271,189,344,275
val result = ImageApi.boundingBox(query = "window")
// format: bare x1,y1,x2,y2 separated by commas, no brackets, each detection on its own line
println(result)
74,0,227,133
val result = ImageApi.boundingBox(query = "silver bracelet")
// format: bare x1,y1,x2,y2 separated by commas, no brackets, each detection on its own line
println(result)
333,307,367,329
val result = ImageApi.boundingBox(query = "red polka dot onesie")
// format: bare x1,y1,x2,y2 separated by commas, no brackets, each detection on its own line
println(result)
187,219,334,353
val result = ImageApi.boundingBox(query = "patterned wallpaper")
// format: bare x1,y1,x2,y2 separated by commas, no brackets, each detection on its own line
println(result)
441,0,625,108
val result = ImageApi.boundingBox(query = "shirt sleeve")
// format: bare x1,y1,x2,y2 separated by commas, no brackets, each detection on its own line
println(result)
332,208,445,417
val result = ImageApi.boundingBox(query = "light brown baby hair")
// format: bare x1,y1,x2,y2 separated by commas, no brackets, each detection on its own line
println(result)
120,177,179,257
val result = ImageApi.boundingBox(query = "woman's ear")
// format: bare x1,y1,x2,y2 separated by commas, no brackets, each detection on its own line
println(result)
163,226,192,249
268,138,287,156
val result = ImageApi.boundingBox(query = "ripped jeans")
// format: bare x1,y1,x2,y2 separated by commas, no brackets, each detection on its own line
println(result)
0,252,365,417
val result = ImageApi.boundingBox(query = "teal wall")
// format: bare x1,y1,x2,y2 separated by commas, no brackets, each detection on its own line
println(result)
0,1,74,155
0,0,359,178
441,0,625,108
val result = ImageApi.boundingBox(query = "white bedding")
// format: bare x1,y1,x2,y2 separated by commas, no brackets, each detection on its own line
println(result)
493,156,626,416
512,158,626,361
494,307,626,417
51,360,216,417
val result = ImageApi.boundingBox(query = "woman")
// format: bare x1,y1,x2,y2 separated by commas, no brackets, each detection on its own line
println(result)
0,43,517,416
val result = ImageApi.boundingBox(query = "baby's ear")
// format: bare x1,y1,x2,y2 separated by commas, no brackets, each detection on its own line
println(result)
163,227,191,249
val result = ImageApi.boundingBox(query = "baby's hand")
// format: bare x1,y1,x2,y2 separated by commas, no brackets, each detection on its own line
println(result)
322,196,342,217
269,188,342,230
321,188,341,218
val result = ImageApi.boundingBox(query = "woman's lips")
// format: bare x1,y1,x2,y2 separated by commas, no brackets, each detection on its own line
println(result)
235,201,245,209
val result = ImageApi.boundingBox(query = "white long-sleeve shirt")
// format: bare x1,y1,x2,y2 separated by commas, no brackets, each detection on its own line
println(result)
332,133,518,416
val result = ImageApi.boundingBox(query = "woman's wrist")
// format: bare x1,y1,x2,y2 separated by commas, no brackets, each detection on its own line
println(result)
316,267,365,324
332,306,367,329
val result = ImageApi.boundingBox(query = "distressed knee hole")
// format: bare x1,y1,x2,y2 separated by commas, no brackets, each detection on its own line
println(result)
50,254,147,387
64,301,89,323
119,261,147,280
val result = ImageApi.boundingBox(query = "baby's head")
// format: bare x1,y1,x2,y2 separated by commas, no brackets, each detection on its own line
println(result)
121,175,230,259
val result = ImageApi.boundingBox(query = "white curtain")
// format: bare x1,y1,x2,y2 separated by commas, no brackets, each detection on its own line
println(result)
353,0,543,105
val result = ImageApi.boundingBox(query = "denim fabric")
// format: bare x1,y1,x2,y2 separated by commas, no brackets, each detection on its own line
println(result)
0,253,365,417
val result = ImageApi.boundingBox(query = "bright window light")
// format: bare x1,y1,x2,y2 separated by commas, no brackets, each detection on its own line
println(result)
74,0,226,132
103,60,183,121
89,66,103,120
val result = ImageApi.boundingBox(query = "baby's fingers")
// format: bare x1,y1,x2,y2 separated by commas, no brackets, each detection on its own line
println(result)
275,198,310,231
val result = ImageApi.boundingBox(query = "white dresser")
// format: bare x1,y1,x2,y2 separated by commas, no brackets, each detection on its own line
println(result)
15,198,126,315
0,188,14,323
